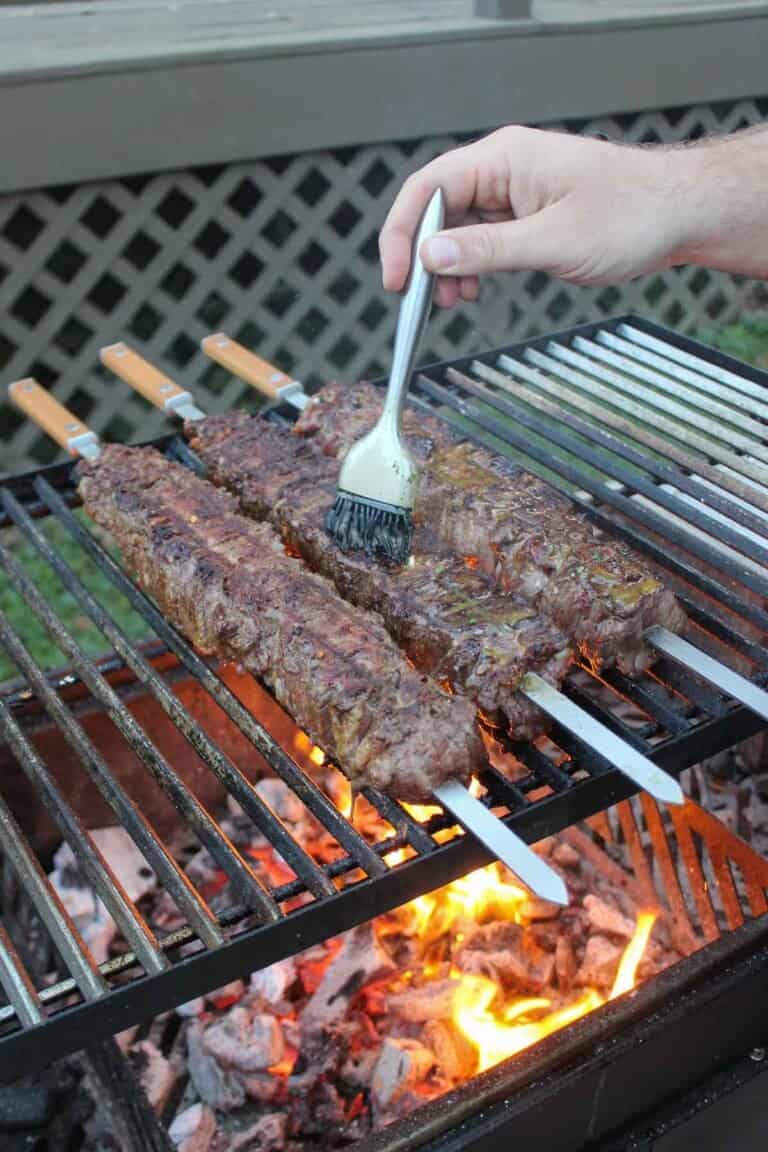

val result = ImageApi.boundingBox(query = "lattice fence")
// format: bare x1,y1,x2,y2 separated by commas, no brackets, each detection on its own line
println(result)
0,96,766,473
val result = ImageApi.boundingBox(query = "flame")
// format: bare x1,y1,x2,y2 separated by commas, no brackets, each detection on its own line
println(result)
394,862,529,943
335,777,353,819
450,908,657,1074
609,910,656,999
452,972,603,1073
402,801,442,823
464,555,479,569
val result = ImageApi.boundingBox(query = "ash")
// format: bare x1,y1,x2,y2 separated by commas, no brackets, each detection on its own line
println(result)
9,738,767,1152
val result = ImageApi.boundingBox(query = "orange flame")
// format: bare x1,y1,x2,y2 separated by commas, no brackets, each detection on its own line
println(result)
450,908,657,1073
609,910,657,999
452,973,603,1073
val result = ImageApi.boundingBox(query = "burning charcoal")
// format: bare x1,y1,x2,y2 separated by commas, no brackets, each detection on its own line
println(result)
176,997,205,1018
242,1074,286,1104
129,1039,176,1114
519,897,561,921
583,895,636,940
205,980,246,1009
529,920,562,953
186,1021,246,1111
255,778,307,824
301,923,394,1036
341,1046,380,1087
250,957,297,1008
552,841,581,869
202,1006,285,1073
371,1039,435,1109
456,923,555,993
575,936,623,990
388,978,460,1023
555,935,577,992
423,1019,477,1081
169,1102,217,1152
49,827,157,964
229,1113,288,1152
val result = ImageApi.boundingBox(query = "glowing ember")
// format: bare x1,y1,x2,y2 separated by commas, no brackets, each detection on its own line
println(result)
447,904,658,1073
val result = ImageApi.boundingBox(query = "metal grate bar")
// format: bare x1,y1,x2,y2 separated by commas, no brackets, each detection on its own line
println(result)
443,365,768,576
598,329,768,423
679,599,768,674
34,476,393,875
0,607,224,950
0,787,106,1001
598,669,691,738
0,489,334,904
0,509,280,922
0,697,166,977
495,349,768,518
414,375,768,619
651,657,730,720
567,337,768,465
522,345,768,492
618,324,768,404
648,627,768,723
470,359,768,543
0,924,44,1028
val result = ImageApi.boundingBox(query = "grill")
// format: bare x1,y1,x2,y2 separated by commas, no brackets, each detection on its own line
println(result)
1,313,768,1110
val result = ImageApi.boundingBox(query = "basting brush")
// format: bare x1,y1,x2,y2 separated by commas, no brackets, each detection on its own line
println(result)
325,187,445,565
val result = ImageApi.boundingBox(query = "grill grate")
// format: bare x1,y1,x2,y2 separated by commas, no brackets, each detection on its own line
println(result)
1,316,768,1077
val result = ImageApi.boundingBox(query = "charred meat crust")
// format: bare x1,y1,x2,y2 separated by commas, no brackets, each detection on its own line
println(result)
187,413,572,738
77,445,483,801
293,383,687,675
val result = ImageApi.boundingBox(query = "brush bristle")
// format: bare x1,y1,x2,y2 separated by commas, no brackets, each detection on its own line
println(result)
325,491,413,566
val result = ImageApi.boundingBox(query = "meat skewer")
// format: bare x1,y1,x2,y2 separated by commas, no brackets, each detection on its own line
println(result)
189,414,573,739
101,343,573,739
201,337,687,677
9,378,569,905
102,341,684,810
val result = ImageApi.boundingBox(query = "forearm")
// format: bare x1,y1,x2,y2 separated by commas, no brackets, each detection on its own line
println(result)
671,126,768,279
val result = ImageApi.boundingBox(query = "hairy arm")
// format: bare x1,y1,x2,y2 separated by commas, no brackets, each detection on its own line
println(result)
379,125,768,306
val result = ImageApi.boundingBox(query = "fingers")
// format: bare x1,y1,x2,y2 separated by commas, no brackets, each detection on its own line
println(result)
379,147,481,291
420,208,563,278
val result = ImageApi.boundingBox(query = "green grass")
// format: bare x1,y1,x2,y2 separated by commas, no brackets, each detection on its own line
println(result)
0,511,152,684
695,310,768,370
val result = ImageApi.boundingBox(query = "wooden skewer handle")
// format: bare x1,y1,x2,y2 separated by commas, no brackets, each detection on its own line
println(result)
202,332,297,400
101,342,188,411
8,379,93,453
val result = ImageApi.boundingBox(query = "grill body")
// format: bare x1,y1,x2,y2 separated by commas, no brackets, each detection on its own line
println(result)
0,315,767,1090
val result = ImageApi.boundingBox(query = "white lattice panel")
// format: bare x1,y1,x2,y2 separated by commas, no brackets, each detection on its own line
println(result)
1,96,765,472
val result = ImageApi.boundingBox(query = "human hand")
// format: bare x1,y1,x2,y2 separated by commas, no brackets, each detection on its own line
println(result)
379,126,699,308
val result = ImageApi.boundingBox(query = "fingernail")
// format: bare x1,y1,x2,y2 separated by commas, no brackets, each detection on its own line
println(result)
424,236,460,270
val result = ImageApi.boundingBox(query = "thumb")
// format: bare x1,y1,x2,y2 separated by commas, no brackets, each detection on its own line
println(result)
420,210,564,277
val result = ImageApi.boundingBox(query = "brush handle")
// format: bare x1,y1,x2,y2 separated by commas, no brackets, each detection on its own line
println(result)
382,187,445,432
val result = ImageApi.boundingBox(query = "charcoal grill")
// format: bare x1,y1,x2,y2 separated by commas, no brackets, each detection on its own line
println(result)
1,315,768,1144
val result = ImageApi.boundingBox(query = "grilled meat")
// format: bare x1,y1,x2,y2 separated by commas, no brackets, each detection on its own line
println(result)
186,413,572,737
293,379,455,461
78,445,484,800
293,384,686,674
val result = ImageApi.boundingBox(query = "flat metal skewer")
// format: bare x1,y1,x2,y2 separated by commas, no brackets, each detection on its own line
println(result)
646,625,768,722
100,341,574,904
433,780,568,906
522,672,684,806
